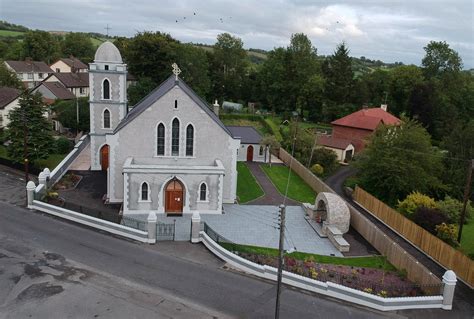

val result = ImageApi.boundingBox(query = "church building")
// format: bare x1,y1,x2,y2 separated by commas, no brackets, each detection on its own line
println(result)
89,42,240,215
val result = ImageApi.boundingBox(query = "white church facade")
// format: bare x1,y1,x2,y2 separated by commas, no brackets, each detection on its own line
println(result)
89,42,240,215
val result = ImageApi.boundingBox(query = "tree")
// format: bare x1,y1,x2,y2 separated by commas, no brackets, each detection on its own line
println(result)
127,77,157,106
0,62,22,88
61,33,95,62
209,33,248,101
22,30,60,63
259,47,290,112
356,117,445,205
6,91,53,164
422,41,462,78
322,42,354,108
176,44,211,98
53,97,90,132
389,65,424,116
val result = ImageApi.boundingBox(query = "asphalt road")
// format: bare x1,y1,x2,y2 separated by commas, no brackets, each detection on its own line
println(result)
0,165,471,318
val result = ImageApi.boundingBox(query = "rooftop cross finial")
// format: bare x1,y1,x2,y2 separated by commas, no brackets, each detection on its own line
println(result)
104,24,112,37
172,63,181,80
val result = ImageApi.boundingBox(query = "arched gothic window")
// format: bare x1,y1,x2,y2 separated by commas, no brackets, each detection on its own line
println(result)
171,118,180,156
199,183,207,201
157,123,165,156
103,79,110,100
140,182,149,201
259,145,264,156
186,124,194,156
103,109,110,128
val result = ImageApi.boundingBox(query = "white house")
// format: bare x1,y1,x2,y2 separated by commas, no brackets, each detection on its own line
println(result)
227,126,269,162
89,42,240,216
0,87,20,129
44,72,89,98
4,60,54,89
50,58,88,73
318,135,355,163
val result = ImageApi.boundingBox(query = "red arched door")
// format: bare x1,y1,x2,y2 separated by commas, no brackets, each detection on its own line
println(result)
100,145,109,171
165,178,184,214
247,145,254,162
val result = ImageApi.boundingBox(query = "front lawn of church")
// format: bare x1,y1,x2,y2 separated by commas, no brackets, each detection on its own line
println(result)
236,162,264,203
261,164,316,203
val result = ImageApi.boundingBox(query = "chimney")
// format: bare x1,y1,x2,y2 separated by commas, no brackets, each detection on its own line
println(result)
213,100,220,117
380,104,388,112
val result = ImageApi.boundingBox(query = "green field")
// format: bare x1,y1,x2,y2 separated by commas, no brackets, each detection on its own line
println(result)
220,243,396,271
0,30,25,37
237,162,264,203
261,164,316,203
460,217,474,257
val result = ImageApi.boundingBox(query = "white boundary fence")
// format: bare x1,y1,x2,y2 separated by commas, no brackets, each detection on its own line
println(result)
196,228,456,311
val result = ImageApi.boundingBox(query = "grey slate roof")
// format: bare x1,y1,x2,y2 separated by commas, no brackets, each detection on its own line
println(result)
41,82,75,100
5,60,53,73
114,75,233,137
226,126,262,144
0,87,20,109
52,72,89,88
59,58,88,70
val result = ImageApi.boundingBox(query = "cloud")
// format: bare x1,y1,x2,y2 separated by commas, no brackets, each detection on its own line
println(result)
0,0,472,67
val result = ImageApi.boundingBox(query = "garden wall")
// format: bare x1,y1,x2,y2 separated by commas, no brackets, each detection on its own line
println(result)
278,148,442,288
199,231,449,311
353,186,474,288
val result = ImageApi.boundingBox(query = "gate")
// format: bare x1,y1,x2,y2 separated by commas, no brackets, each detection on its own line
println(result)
156,220,175,241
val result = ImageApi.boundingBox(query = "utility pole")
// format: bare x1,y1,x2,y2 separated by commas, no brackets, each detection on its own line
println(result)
458,159,474,243
275,204,286,319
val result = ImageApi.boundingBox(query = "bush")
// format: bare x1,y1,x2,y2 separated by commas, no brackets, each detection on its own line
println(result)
397,191,437,216
412,207,449,234
311,148,338,176
55,137,72,154
310,163,324,176
437,195,473,223
435,223,459,247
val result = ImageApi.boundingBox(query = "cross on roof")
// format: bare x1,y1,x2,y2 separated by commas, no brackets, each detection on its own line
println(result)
104,24,112,37
172,63,181,80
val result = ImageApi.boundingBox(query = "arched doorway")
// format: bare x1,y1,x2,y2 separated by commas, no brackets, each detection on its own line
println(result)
246,145,254,162
165,178,184,214
100,145,109,171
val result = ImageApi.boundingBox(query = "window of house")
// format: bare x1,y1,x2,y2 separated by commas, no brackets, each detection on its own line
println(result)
157,123,165,156
199,183,207,201
259,145,264,156
18,73,23,79
103,109,111,128
38,73,43,79
105,65,109,70
171,118,180,156
140,182,149,201
27,73,33,79
56,68,60,73
80,87,84,94
186,124,194,156
103,79,110,99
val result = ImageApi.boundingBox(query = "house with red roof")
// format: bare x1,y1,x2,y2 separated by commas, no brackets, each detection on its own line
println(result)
317,135,355,163
322,105,401,155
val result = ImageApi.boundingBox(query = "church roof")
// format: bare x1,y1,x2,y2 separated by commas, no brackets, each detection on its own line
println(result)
94,41,123,63
114,75,233,137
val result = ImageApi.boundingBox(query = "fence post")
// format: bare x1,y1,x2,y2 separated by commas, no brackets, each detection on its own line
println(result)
147,212,157,244
43,168,51,183
191,211,201,243
26,181,36,208
38,171,47,188
441,270,457,310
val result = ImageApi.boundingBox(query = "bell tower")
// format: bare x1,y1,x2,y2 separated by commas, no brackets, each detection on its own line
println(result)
89,41,127,170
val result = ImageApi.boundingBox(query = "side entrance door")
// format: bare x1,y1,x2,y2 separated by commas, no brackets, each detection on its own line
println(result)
247,145,254,162
100,145,109,171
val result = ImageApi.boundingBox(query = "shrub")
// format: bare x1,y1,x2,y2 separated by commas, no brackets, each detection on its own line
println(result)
435,223,459,247
412,207,449,234
310,163,324,176
55,137,72,154
437,195,473,223
311,148,338,176
397,191,437,216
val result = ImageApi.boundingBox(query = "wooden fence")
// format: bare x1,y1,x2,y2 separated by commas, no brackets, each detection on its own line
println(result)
278,148,442,287
353,186,474,288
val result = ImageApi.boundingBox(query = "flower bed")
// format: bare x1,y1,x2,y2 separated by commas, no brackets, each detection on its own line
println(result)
54,173,82,191
237,252,437,297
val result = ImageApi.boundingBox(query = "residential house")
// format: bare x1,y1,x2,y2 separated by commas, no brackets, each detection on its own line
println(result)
329,105,401,153
0,87,20,129
32,81,75,104
50,57,88,73
44,72,89,98
227,126,269,162
4,60,54,89
317,135,355,163
90,41,239,215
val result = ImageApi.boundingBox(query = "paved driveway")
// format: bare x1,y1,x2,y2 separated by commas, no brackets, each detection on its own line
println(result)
0,164,29,206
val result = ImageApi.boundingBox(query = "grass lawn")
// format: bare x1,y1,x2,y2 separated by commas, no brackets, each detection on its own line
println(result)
237,162,264,203
0,30,25,37
221,243,396,271
261,164,316,203
221,118,269,135
460,216,474,257
35,154,66,170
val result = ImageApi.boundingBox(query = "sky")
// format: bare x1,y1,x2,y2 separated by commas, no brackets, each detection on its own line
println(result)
1,0,473,68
